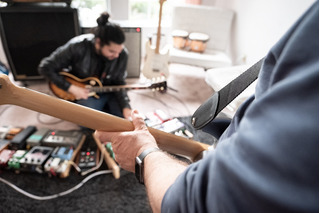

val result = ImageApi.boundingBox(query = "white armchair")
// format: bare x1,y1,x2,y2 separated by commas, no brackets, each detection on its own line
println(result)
169,5,234,69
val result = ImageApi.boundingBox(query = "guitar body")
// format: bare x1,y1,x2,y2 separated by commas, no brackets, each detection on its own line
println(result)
49,72,102,101
142,0,169,79
142,41,170,79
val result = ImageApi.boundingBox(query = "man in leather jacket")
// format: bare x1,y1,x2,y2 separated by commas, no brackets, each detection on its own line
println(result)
38,12,132,119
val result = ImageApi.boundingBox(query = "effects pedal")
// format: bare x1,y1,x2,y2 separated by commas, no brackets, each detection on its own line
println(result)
145,112,163,127
154,109,170,122
51,146,73,160
0,149,15,168
19,146,53,173
0,139,10,152
153,118,185,133
0,126,23,140
42,130,83,148
10,126,37,150
44,157,69,176
8,150,28,170
0,126,11,139
26,128,50,149
77,134,99,172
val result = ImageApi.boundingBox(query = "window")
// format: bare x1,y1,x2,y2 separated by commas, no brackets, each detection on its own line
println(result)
129,0,184,25
71,0,186,27
71,0,108,27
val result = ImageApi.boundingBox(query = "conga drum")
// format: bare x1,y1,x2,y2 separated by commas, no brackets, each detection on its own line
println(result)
188,32,209,53
171,30,189,49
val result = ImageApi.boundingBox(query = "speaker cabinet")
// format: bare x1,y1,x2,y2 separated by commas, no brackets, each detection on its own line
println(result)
0,4,80,81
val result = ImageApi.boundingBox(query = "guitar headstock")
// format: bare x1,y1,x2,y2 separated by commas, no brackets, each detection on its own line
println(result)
148,77,167,93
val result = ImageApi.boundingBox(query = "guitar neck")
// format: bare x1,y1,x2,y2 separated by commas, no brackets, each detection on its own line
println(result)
0,74,208,162
91,84,151,93
155,0,165,54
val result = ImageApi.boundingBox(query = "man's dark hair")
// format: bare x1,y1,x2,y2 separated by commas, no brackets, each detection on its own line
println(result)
91,12,125,45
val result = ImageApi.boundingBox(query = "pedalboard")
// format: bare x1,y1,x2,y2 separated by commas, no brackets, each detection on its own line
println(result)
0,126,86,178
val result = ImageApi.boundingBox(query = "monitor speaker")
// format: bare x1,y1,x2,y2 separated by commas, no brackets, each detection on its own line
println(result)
122,27,141,78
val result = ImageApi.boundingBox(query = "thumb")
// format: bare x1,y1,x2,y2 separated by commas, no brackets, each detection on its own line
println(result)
131,110,148,131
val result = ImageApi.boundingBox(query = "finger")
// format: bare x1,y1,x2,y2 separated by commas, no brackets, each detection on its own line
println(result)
94,130,119,142
131,110,148,131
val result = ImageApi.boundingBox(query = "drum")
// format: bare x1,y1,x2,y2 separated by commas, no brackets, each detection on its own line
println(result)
171,30,189,49
188,32,209,53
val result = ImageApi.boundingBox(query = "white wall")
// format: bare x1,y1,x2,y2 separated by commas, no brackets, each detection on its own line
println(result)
109,0,129,20
202,0,316,64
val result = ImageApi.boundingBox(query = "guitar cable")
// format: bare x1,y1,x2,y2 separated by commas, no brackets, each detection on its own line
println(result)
0,169,112,201
0,105,12,117
0,150,113,200
36,113,65,125
130,89,191,116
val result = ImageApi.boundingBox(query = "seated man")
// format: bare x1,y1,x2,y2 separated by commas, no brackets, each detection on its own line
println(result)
38,12,132,120
95,2,318,212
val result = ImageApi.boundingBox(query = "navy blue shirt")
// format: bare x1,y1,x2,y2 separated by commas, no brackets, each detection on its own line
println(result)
162,2,319,212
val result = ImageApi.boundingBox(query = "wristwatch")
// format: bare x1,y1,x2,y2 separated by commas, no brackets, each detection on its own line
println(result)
135,147,160,184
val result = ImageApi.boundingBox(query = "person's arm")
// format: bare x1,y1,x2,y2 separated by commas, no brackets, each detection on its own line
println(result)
144,151,187,212
94,110,187,212
38,43,75,91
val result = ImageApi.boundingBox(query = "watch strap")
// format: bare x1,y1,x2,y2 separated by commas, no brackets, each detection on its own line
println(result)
135,147,160,184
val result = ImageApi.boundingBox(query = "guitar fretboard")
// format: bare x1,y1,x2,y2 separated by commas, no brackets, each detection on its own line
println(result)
90,84,152,93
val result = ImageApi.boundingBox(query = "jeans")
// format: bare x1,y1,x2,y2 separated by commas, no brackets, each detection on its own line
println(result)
76,93,124,118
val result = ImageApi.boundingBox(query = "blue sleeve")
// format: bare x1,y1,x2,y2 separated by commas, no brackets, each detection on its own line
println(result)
162,3,319,213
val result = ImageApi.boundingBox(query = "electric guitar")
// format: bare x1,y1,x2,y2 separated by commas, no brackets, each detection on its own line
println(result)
0,74,209,163
49,72,167,101
142,0,170,79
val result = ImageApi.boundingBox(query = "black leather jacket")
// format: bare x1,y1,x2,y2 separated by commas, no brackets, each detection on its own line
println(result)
38,34,131,109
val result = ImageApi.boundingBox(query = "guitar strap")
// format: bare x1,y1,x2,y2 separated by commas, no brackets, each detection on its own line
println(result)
191,58,264,129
